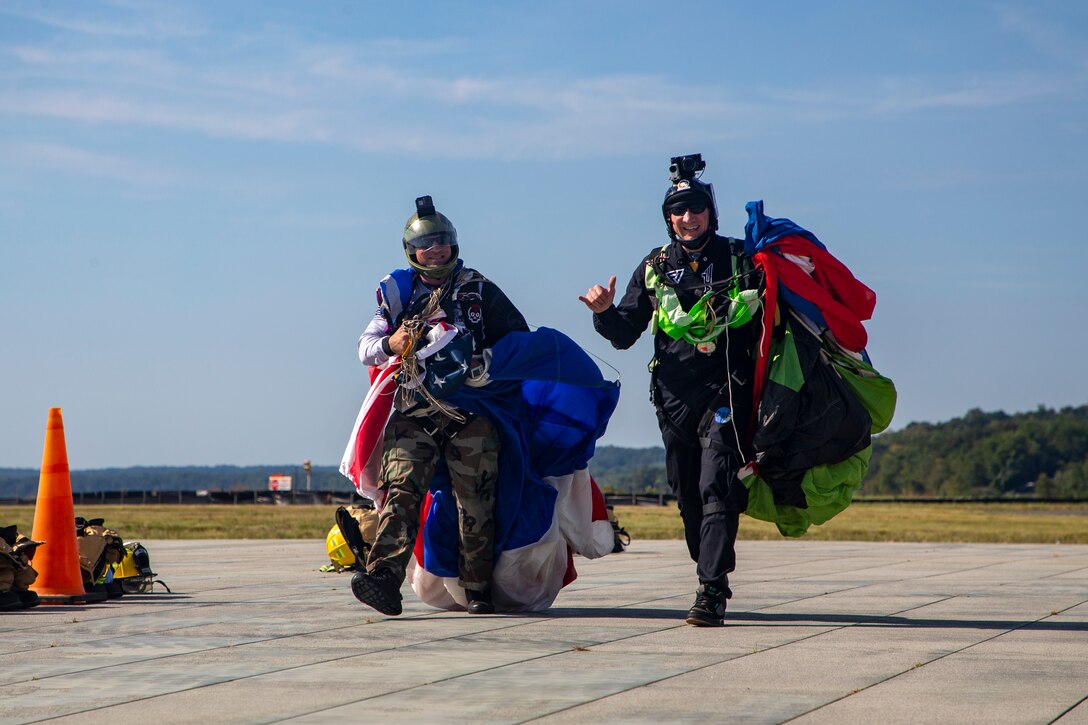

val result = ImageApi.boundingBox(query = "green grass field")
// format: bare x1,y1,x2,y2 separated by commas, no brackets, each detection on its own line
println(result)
2,502,1085,543
621,502,1088,544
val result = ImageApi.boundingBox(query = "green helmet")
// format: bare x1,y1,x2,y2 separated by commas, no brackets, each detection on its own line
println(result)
403,195,459,278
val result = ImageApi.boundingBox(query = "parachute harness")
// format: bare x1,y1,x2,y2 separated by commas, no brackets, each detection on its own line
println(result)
645,242,761,454
645,245,760,346
395,283,467,424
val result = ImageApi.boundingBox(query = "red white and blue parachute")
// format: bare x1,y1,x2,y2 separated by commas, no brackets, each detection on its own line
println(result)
341,327,620,611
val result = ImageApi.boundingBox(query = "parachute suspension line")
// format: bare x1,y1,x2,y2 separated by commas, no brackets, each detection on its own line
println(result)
723,313,745,456
525,323,622,383
683,300,722,344
587,348,622,383
396,284,466,424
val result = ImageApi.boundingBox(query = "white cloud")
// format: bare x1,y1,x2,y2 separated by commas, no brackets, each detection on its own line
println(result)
1,3,1081,161
1,37,750,159
997,5,1088,71
871,74,1068,113
757,70,1077,123
0,0,204,39
5,141,177,186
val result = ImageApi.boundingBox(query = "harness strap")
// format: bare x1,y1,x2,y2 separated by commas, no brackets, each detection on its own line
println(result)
644,241,757,345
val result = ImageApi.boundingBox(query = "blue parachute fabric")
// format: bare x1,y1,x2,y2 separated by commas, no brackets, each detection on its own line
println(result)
419,327,620,578
521,379,618,477
745,199,830,330
487,327,612,388
779,288,828,331
743,200,825,255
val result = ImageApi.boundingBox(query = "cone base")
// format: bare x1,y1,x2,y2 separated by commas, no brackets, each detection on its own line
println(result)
37,591,109,605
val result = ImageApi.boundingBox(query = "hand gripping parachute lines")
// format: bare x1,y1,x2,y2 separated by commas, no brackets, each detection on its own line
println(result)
341,327,620,612
339,321,472,497
740,200,897,537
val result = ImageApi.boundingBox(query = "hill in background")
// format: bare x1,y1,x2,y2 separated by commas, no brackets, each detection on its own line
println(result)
867,405,1088,498
0,445,668,499
2,404,1086,499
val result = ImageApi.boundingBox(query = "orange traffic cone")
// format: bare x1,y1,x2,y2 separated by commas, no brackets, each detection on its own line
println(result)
29,408,101,604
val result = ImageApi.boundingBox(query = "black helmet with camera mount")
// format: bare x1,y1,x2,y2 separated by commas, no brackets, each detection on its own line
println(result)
662,153,718,248
403,195,459,278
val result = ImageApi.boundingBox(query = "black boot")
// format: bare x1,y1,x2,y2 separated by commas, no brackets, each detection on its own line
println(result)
351,567,403,616
0,590,22,612
685,583,726,627
465,588,494,615
335,506,371,566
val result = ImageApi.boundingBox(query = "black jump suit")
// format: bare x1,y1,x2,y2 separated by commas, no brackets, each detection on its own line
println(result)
592,235,760,596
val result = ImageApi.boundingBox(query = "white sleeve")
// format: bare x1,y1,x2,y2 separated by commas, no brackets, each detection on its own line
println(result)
358,311,392,366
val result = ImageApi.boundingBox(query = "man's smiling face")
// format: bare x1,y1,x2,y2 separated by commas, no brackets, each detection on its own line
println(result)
670,206,710,244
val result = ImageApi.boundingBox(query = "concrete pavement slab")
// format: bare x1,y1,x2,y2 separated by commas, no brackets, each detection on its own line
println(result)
0,539,1084,724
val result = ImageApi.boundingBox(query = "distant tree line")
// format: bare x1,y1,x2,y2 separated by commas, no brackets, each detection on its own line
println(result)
3,405,1085,499
866,405,1088,498
0,464,355,499
597,405,1088,498
0,449,671,498
586,446,668,494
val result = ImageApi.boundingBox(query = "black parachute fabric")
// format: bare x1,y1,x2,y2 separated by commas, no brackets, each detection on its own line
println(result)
740,202,896,536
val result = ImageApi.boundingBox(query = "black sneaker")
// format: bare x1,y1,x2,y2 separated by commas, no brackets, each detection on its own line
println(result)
351,568,403,616
465,588,494,615
685,584,726,627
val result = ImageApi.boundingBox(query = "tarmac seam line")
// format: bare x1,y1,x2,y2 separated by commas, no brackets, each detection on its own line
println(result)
778,599,1088,723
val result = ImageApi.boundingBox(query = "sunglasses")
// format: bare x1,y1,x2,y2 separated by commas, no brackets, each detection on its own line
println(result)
668,203,708,216
406,232,454,250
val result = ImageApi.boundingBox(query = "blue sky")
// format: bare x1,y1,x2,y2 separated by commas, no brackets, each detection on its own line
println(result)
2,1,1086,469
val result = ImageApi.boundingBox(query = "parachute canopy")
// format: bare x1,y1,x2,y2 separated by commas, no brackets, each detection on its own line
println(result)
742,201,897,537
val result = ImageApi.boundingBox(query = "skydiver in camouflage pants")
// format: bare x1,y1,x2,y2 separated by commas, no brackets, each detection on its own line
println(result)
368,412,499,593
353,195,529,616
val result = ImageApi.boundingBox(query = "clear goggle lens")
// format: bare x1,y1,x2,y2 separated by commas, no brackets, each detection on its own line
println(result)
407,232,454,250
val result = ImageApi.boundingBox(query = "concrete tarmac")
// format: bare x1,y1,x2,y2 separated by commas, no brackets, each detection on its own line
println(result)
1,539,1086,724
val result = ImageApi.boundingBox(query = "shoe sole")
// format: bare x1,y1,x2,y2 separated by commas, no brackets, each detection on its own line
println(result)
466,605,495,615
685,614,724,627
351,575,402,616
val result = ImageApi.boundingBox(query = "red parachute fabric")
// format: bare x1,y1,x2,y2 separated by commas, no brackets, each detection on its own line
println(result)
752,235,877,425
343,362,400,494
415,491,432,566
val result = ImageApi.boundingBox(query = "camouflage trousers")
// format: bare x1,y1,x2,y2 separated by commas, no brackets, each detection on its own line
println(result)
367,410,499,592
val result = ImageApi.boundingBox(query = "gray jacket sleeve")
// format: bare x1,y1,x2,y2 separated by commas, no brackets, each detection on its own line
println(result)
358,311,394,366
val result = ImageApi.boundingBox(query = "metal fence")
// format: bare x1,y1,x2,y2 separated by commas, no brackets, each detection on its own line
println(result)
0,489,680,507
0,489,358,506
1,490,1084,507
